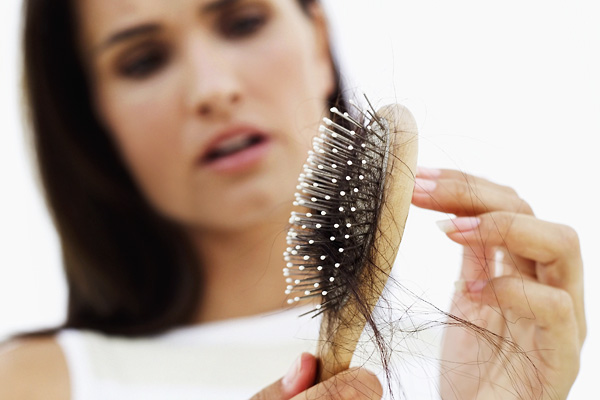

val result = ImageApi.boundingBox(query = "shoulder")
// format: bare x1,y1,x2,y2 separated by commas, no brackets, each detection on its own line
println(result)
0,335,70,400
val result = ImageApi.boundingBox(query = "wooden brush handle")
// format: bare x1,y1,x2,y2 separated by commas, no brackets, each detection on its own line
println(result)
316,104,419,382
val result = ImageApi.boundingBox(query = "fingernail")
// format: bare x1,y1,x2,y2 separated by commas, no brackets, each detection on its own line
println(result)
417,166,441,179
455,279,488,293
282,354,303,391
436,217,480,233
414,178,437,193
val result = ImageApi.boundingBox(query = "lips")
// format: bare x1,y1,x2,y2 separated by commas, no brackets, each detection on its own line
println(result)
203,133,266,163
199,127,272,173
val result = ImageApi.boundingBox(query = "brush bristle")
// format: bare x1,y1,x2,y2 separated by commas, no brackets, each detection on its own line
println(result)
283,101,391,316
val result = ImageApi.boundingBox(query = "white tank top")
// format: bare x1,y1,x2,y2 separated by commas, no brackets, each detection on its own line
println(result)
55,306,321,400
55,305,440,399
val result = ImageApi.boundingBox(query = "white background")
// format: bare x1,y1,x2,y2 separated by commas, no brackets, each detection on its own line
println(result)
1,0,597,398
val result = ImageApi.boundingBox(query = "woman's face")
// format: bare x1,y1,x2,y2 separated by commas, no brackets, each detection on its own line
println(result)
76,0,334,232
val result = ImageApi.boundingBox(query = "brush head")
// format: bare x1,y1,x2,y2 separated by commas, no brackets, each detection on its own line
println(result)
283,99,419,380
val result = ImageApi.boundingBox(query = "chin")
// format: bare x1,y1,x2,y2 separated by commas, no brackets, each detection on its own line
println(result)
189,186,295,234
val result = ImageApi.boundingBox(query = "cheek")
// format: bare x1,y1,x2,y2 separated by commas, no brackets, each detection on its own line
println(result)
95,76,189,216
242,26,327,123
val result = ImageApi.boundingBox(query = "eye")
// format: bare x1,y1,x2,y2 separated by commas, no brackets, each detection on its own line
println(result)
220,9,268,38
117,44,169,79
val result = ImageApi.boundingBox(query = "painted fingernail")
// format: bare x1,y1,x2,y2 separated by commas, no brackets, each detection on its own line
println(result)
455,279,488,293
417,166,441,179
282,354,303,391
414,178,437,193
436,217,480,234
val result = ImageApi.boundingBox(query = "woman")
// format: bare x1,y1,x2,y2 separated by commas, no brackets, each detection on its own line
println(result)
0,0,585,398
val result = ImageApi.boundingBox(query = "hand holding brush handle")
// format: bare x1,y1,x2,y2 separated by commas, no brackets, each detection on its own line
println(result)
250,353,382,400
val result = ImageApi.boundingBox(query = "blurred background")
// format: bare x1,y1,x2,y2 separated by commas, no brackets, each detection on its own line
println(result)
1,0,597,397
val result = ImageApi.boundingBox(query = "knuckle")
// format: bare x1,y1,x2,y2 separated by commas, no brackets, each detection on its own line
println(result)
334,370,381,400
515,198,534,215
484,211,516,232
502,184,519,197
337,384,363,400
558,225,580,251
453,180,475,204
548,289,574,319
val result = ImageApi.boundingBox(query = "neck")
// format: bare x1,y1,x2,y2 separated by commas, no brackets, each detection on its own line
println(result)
187,214,292,323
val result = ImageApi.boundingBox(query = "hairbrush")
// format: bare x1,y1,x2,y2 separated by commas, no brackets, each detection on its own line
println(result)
283,97,418,381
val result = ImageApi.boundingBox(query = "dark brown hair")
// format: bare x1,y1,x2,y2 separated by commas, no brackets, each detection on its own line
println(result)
20,0,345,337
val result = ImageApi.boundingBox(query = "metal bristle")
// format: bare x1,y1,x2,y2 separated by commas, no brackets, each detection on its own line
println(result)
283,98,390,316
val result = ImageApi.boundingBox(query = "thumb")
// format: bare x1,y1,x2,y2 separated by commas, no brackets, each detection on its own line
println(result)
250,353,317,400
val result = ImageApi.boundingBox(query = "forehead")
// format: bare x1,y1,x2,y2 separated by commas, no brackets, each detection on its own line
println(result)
76,0,185,41
76,0,291,44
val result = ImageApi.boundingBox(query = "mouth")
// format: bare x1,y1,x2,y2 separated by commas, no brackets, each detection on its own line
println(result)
200,129,272,173
203,133,267,163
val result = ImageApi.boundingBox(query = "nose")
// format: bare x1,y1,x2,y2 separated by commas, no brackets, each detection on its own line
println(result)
185,40,242,120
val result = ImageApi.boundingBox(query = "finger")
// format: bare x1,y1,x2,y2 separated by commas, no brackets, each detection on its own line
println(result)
440,212,585,343
480,276,584,351
417,167,519,195
438,216,534,280
293,368,383,400
457,244,499,282
412,177,534,216
441,213,583,285
250,353,317,400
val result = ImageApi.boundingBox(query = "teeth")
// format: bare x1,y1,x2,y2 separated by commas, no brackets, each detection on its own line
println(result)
209,134,260,158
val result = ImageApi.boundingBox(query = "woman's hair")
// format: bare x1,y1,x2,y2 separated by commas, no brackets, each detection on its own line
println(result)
20,0,345,337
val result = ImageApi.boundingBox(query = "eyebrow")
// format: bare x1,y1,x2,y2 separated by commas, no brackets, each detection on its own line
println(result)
202,0,242,14
94,0,242,54
96,24,161,54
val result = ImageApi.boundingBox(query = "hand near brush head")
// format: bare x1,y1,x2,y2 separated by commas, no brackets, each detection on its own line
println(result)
250,353,382,400
412,168,586,399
